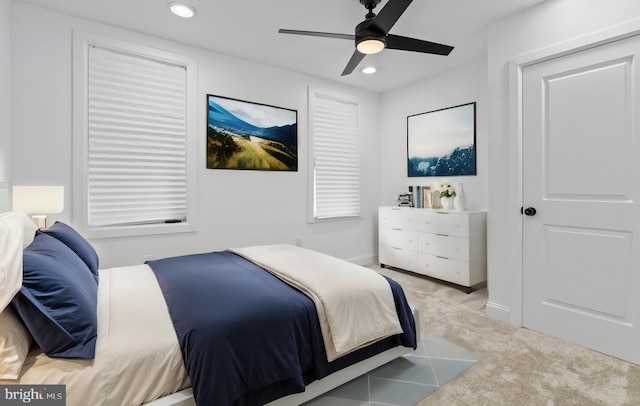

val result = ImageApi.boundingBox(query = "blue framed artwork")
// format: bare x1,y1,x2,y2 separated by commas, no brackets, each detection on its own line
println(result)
407,102,476,177
206,94,298,171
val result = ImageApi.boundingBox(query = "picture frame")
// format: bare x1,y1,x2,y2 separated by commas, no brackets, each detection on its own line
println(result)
422,186,433,209
206,94,298,171
407,102,476,177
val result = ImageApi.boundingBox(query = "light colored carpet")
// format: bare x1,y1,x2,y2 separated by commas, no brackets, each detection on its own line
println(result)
375,266,640,406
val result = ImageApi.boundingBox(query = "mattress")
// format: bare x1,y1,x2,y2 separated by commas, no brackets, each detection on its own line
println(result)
2,264,190,406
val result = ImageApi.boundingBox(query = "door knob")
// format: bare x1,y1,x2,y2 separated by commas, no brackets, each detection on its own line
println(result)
523,207,537,216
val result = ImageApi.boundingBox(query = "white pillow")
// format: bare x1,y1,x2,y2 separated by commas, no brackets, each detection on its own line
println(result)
0,306,32,379
0,211,38,311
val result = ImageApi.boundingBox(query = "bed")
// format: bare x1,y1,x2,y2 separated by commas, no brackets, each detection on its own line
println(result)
0,211,418,406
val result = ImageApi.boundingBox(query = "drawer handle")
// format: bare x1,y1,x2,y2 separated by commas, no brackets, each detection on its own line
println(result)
392,228,402,231
436,233,449,237
392,247,402,250
437,255,449,260
391,208,401,211
436,212,449,215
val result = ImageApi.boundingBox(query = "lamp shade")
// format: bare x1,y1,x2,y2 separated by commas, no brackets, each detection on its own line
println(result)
12,186,64,214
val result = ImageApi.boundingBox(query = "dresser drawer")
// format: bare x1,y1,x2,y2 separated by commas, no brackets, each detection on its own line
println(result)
417,253,470,286
380,227,418,251
418,233,469,261
418,211,469,237
379,246,418,272
379,207,418,231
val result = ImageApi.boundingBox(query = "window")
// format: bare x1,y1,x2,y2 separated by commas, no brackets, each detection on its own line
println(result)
308,88,360,221
73,32,197,238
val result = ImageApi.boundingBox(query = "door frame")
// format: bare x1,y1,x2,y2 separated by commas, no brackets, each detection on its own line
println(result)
499,19,640,327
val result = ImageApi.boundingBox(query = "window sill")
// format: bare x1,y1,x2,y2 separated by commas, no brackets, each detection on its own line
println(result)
81,221,197,240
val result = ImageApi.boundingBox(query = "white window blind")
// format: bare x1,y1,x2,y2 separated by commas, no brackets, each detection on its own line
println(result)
310,90,360,220
87,46,187,227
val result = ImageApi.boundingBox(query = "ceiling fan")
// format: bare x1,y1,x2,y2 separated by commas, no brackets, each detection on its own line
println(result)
279,0,454,76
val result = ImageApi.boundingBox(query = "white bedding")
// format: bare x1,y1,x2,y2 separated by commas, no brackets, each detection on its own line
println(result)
0,211,37,310
230,244,403,362
1,265,190,406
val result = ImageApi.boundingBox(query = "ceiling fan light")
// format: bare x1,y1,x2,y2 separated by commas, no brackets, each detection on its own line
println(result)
356,38,385,54
169,2,196,18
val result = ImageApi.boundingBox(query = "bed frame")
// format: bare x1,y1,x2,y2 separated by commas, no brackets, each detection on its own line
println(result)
146,309,420,406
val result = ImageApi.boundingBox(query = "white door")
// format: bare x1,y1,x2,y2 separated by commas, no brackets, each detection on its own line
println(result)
522,35,640,364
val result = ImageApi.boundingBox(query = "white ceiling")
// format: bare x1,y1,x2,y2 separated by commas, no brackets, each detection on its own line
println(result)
17,0,544,93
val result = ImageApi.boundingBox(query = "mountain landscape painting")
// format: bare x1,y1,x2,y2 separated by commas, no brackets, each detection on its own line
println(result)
407,102,476,177
207,94,298,171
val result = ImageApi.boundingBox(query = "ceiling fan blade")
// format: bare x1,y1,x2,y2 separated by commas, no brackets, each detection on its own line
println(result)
279,29,354,41
369,0,412,35
341,51,366,76
386,34,454,55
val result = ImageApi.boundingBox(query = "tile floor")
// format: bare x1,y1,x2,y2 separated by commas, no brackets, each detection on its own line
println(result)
303,333,479,406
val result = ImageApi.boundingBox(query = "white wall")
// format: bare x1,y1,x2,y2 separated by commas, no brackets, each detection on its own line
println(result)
0,0,10,209
379,60,489,209
486,0,640,324
9,2,381,268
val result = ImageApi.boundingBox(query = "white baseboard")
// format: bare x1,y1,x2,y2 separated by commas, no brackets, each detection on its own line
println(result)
347,255,376,266
486,301,511,324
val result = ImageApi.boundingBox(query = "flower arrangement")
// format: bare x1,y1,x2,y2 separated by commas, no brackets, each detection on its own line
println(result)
435,182,456,198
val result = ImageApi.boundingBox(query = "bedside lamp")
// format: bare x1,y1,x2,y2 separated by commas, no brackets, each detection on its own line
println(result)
12,186,64,228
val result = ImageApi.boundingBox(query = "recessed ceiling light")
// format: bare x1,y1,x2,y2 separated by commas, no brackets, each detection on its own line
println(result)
169,2,196,18
362,66,377,74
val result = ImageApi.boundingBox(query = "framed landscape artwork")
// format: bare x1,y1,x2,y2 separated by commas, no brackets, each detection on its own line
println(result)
407,102,476,177
206,94,298,171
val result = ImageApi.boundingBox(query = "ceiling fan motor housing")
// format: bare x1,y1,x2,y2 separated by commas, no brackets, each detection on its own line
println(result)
355,19,386,49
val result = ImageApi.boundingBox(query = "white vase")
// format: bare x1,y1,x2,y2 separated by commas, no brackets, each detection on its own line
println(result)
454,183,467,211
441,196,454,210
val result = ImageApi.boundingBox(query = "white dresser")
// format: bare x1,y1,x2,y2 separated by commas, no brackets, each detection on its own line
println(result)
379,206,487,287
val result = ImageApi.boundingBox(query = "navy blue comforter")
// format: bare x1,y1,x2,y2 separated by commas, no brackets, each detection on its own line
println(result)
147,251,416,406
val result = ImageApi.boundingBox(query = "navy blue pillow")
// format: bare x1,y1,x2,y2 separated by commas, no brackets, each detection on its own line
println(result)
12,232,98,359
41,221,99,283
